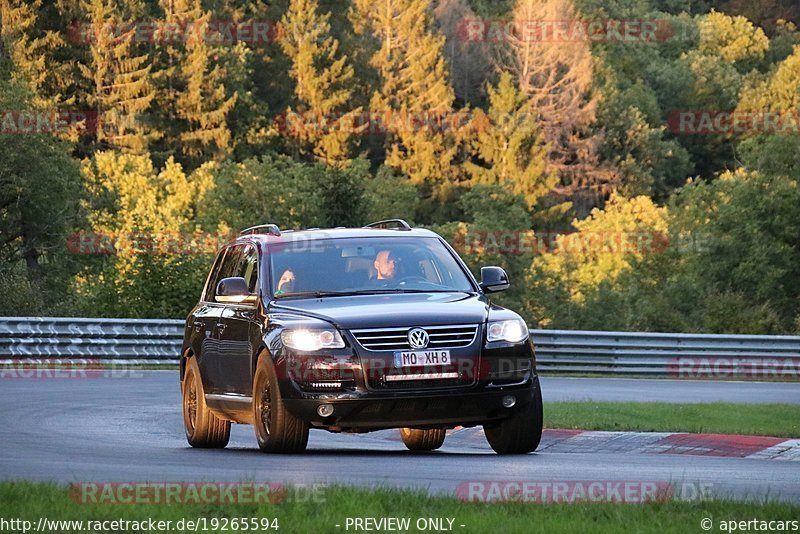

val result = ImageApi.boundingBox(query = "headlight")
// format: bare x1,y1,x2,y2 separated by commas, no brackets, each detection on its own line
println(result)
486,319,528,343
281,328,345,351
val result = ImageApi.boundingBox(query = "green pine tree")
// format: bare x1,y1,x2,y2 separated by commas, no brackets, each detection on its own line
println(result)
466,72,553,209
280,0,361,167
166,0,237,164
0,0,67,107
351,0,459,189
78,0,158,153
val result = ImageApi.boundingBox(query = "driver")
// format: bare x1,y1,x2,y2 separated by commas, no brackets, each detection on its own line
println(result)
373,250,397,281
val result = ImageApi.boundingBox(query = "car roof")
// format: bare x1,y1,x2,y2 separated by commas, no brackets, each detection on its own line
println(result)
230,227,442,248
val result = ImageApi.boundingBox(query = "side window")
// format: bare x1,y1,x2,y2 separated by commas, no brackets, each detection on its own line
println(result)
212,245,244,302
203,248,228,302
240,245,259,293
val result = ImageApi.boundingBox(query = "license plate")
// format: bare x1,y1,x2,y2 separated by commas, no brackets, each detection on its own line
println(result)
394,350,451,368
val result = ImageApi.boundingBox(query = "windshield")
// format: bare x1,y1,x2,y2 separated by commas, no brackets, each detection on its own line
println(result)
269,237,475,298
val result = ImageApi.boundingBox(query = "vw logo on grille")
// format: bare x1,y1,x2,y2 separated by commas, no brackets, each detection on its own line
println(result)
408,328,429,349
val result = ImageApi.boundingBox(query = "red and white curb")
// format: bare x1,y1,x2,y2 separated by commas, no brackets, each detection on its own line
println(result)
439,428,800,459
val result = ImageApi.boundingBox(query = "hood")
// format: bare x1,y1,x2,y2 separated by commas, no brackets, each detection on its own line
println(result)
270,292,489,329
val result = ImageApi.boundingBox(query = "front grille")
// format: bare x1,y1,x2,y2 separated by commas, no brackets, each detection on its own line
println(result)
362,357,477,391
350,324,479,351
377,377,468,390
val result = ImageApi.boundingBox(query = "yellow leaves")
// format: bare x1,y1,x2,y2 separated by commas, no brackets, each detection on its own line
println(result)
697,10,769,64
82,151,206,238
532,194,668,303
738,45,800,114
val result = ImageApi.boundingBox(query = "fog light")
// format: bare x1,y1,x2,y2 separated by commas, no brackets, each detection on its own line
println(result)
502,395,516,408
317,404,334,417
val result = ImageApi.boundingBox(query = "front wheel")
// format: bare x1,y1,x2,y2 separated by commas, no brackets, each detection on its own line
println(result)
181,357,230,448
483,379,543,454
252,354,309,453
399,427,446,451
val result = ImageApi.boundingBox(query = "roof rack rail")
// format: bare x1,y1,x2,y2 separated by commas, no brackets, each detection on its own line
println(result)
239,224,281,237
364,219,412,231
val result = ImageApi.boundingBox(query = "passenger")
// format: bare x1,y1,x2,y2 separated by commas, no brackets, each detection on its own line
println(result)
275,269,295,295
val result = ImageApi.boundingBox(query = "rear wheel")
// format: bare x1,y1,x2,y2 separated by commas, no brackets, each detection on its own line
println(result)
399,427,446,451
181,357,230,448
253,354,309,453
483,379,543,454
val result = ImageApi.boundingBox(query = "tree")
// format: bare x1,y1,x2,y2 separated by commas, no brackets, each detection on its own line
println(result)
0,0,67,107
667,169,800,332
712,0,800,35
738,44,800,113
465,72,553,209
596,78,692,199
735,45,800,187
351,0,460,190
159,0,236,166
531,193,669,304
197,154,370,233
498,0,612,211
433,0,491,107
697,10,769,68
77,151,214,317
78,0,158,152
436,183,535,315
0,78,81,314
362,165,420,224
279,0,361,167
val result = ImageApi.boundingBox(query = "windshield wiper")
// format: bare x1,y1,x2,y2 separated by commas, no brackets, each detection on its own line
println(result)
275,290,366,299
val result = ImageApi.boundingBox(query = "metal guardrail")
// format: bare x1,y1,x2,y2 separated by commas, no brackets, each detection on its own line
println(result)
532,329,800,376
0,317,181,366
1,317,799,377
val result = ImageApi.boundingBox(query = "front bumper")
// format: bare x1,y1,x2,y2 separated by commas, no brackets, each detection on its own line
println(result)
270,324,537,430
282,373,538,430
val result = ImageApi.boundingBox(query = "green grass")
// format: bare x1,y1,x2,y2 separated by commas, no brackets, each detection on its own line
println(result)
546,402,800,437
1,482,798,534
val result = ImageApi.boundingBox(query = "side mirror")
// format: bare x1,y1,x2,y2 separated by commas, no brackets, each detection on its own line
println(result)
479,266,509,293
216,277,257,304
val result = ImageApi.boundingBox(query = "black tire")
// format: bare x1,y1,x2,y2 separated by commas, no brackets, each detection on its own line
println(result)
182,357,231,448
399,427,446,451
253,354,309,453
483,379,543,454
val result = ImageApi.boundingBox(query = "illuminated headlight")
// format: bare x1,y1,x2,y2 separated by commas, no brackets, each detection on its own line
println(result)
486,319,529,343
281,328,345,351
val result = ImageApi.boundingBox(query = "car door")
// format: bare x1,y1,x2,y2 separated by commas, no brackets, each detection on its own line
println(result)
190,247,227,393
218,243,261,395
202,244,243,394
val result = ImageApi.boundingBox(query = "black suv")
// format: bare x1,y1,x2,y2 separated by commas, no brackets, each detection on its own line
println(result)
180,220,542,454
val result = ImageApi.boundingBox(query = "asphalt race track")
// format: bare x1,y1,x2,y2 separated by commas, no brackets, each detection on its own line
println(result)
543,376,800,404
1,372,798,503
